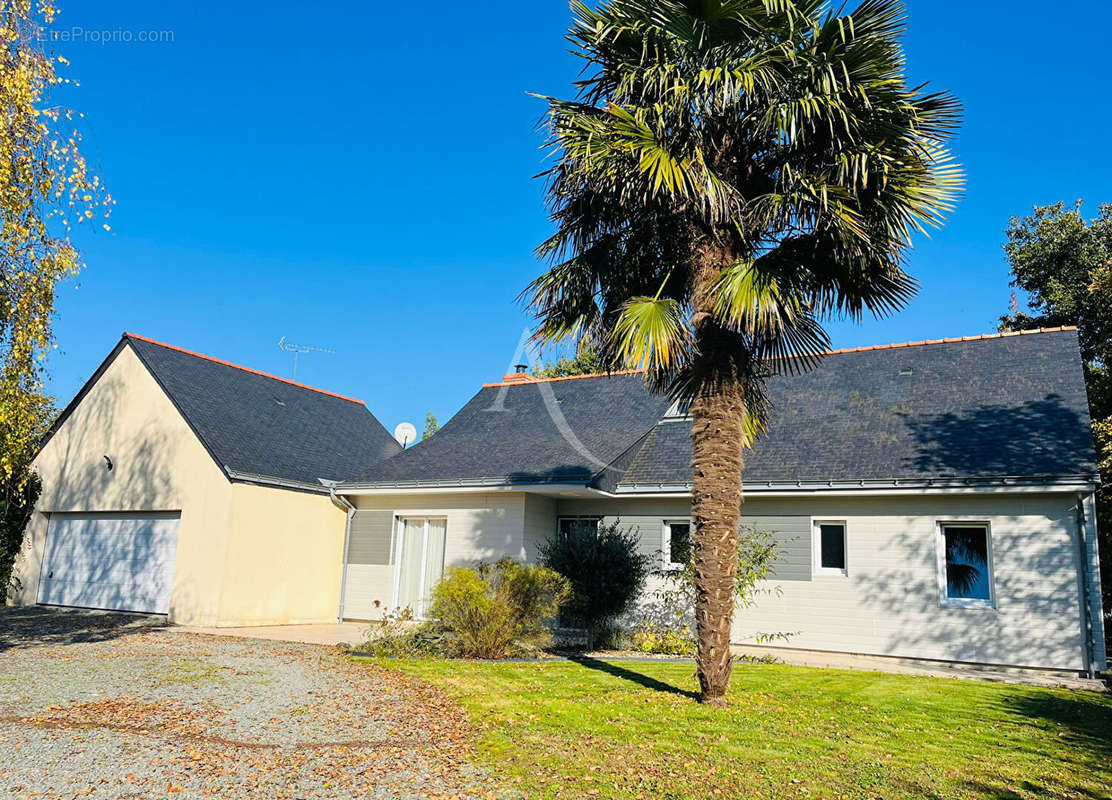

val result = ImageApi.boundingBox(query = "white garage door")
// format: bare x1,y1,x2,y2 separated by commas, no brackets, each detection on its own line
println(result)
37,513,181,614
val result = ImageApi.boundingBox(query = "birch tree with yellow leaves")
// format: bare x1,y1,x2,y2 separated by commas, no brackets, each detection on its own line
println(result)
1,0,110,482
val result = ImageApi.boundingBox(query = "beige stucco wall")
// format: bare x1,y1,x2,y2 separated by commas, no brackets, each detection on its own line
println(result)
10,344,233,624
217,482,346,626
9,342,348,627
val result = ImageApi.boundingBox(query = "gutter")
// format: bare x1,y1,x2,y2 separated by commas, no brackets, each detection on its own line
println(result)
1075,492,1096,678
612,476,1098,496
336,480,596,495
1074,490,1108,678
336,476,1098,498
225,467,331,495
323,480,357,624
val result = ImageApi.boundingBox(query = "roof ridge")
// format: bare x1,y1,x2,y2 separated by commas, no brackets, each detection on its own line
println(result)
123,333,365,405
481,327,1079,387
822,326,1078,356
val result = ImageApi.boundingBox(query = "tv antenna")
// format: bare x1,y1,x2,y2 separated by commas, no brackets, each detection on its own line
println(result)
278,337,335,380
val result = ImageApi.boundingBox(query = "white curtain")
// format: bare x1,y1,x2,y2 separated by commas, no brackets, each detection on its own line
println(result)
395,518,447,617
397,519,425,612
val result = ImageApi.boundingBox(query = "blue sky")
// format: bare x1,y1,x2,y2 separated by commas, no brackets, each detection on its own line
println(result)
45,1,1112,432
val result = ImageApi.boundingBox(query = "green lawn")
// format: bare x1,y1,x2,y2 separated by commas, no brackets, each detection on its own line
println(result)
368,656,1112,800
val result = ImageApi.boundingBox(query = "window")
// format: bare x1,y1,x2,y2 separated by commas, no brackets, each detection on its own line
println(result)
662,519,692,570
392,517,447,618
937,523,994,608
664,398,691,419
557,516,600,538
813,520,847,576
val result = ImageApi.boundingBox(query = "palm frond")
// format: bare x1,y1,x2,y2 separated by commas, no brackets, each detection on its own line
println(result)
612,295,691,371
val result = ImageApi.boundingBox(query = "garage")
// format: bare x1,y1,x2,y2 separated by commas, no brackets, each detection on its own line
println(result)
36,513,181,614
11,333,401,625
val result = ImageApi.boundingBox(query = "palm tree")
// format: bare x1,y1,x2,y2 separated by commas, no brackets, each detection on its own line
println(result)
524,0,962,705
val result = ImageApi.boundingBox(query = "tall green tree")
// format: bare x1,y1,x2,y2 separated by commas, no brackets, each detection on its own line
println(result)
525,0,961,703
1,1,110,482
999,201,1111,629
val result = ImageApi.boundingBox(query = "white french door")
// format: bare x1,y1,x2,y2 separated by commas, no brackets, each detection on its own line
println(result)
392,517,446,618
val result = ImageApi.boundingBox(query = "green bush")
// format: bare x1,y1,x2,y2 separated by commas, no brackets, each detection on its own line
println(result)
0,473,39,603
630,626,695,656
358,621,446,658
540,518,650,646
588,619,632,651
354,607,447,658
430,559,569,659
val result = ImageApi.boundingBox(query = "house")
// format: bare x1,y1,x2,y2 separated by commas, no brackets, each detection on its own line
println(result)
8,333,400,626
333,327,1106,677
9,327,1106,677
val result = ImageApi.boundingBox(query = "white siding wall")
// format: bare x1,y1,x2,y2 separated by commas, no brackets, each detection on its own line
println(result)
342,493,529,620
523,494,558,562
558,493,1093,671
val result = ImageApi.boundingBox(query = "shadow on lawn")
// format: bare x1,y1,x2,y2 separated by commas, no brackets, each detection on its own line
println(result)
949,774,1108,800
567,654,700,700
1002,691,1112,761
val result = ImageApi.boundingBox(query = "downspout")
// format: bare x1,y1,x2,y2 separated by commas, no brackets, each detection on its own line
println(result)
1075,491,1097,678
327,484,357,624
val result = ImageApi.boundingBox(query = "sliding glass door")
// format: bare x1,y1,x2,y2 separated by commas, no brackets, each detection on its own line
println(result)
394,517,446,618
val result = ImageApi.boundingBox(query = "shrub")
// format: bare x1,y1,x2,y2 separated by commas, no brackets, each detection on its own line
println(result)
588,618,631,651
354,607,447,658
630,626,694,656
430,559,569,659
0,473,39,602
540,518,650,646
627,524,784,655
358,621,446,658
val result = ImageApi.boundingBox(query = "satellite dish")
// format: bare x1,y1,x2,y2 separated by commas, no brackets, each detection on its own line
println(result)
393,422,418,448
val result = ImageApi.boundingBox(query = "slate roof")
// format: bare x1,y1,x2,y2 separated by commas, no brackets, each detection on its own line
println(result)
345,328,1097,491
348,371,671,486
47,334,402,492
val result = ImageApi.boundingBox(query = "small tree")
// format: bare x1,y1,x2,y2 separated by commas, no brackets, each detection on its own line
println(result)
422,411,440,440
540,518,650,646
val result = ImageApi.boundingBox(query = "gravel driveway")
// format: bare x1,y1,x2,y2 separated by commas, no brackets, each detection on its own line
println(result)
0,607,487,799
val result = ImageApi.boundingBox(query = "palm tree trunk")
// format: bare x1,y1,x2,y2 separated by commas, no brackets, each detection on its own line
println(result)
689,245,746,706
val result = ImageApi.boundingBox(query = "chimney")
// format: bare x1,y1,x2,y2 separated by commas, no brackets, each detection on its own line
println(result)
501,363,537,384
